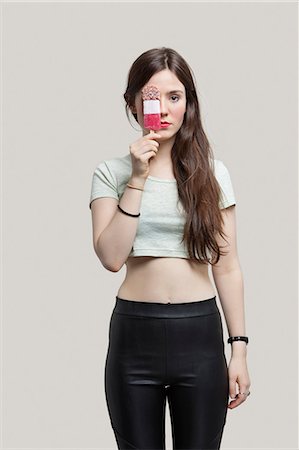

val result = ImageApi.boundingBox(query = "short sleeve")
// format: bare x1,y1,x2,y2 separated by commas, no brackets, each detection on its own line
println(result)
89,161,119,209
216,160,236,209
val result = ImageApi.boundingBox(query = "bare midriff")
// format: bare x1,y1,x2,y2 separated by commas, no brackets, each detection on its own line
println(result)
117,256,216,304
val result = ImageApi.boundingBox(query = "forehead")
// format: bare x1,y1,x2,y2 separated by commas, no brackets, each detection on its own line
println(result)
140,69,185,96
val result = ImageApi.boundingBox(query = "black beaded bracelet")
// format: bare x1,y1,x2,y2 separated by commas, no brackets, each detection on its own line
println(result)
117,204,140,218
227,336,249,345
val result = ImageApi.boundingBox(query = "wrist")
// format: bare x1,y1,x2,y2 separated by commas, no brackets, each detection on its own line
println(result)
230,341,247,358
129,176,147,187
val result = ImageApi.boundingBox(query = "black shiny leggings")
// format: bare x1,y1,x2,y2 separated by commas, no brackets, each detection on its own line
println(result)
104,295,229,450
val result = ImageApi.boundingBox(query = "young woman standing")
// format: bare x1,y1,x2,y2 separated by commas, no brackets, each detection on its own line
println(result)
89,47,251,450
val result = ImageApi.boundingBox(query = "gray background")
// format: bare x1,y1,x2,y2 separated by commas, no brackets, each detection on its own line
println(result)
2,1,298,449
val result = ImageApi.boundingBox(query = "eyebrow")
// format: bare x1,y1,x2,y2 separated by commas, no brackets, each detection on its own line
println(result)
167,90,184,94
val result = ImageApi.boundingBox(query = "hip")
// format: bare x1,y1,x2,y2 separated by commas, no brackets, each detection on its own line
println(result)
107,296,226,375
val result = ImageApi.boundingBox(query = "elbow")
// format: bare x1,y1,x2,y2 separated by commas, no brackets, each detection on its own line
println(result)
93,237,126,272
212,264,242,278
211,258,242,277
93,247,120,272
105,259,126,273
104,263,120,272
100,256,121,273
106,258,125,272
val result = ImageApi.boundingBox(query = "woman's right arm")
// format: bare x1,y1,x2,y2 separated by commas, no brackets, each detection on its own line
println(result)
92,175,146,271
91,131,161,271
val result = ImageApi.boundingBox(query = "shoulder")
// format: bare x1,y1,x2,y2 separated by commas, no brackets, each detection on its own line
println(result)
212,158,236,209
89,154,132,208
100,153,131,172
94,153,132,182
212,158,234,187
213,158,230,178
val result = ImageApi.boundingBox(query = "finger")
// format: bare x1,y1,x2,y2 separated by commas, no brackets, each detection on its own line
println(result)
146,132,161,139
228,396,243,409
229,378,237,400
237,382,250,400
228,388,250,408
141,142,159,152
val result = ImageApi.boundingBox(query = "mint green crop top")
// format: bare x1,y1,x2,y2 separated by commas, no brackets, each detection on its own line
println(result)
89,153,236,259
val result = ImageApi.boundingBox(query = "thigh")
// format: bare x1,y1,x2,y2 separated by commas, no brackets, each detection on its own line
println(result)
166,312,229,450
104,311,168,449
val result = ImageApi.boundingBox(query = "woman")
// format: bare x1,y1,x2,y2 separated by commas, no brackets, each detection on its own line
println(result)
89,47,251,450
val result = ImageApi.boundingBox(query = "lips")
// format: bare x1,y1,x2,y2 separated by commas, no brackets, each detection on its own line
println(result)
161,122,170,125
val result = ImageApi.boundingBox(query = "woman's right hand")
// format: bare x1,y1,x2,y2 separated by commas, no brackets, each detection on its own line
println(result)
129,131,161,180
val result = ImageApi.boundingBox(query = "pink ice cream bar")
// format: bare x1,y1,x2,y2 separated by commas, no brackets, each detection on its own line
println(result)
141,85,161,131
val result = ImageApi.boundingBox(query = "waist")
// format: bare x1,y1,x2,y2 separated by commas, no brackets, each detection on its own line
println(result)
120,257,215,302
113,295,219,318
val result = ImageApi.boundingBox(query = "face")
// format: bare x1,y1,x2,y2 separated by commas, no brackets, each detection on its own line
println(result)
131,69,187,140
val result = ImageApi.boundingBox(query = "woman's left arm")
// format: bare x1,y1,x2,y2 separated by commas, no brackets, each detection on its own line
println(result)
211,204,251,409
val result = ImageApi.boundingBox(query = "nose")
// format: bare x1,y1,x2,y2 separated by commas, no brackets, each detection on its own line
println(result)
160,97,169,117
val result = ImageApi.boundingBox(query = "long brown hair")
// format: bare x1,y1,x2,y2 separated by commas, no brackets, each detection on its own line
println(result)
123,47,229,265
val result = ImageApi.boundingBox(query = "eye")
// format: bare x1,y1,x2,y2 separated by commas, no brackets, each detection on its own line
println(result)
170,95,180,102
